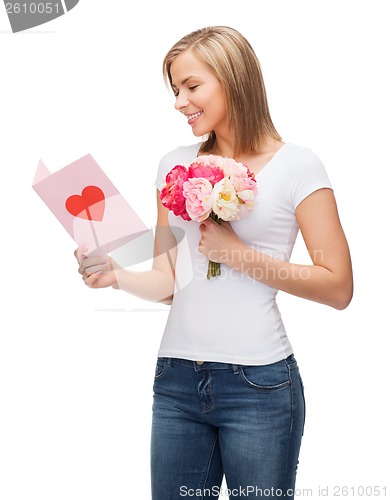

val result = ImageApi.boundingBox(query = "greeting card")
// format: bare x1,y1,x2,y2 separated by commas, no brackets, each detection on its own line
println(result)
32,154,149,257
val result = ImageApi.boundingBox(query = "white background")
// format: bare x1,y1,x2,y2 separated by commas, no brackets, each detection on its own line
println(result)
1,1,389,499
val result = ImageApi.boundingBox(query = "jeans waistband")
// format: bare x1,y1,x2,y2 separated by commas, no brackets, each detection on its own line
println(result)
159,354,295,372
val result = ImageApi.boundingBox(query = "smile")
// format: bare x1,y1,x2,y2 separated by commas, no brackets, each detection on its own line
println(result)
186,111,203,122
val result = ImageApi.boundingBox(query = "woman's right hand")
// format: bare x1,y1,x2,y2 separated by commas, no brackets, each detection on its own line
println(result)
74,248,118,289
72,192,177,301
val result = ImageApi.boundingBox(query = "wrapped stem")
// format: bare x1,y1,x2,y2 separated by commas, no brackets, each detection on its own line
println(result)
207,212,221,279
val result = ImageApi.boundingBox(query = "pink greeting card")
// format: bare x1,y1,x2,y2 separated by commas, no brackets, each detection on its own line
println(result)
32,154,148,256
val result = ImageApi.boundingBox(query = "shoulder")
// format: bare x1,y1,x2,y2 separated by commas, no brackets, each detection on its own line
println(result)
159,143,201,167
155,143,201,191
281,142,324,168
275,142,329,180
279,143,332,208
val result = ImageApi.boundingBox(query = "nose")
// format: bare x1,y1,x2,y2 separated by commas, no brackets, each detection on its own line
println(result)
174,92,189,112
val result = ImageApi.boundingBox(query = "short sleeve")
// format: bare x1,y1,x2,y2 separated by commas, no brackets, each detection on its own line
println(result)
154,143,201,191
154,153,171,192
289,148,333,210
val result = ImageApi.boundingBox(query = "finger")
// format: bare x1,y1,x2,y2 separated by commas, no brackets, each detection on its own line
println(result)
81,264,106,280
74,247,87,264
81,259,111,279
198,240,205,255
84,273,99,288
78,256,108,275
199,218,212,231
219,220,233,231
219,220,231,227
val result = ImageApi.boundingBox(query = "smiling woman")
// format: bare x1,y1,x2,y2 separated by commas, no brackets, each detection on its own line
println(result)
169,51,227,138
164,27,282,158
75,25,353,500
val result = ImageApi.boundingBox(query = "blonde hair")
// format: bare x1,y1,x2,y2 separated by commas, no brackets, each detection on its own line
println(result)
163,26,282,156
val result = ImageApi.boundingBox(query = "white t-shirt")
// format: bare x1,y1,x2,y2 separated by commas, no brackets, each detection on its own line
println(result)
154,142,332,365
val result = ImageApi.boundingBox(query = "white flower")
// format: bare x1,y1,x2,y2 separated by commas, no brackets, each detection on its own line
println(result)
211,178,240,221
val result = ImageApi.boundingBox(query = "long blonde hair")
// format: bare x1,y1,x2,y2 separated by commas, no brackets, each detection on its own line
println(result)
163,26,281,156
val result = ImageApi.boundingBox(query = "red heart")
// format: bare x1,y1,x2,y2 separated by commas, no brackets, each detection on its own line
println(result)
65,186,105,221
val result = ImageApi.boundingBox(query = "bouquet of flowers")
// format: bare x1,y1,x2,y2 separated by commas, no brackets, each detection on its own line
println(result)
160,154,258,278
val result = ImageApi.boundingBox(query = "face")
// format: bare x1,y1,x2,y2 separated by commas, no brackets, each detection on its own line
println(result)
170,49,228,138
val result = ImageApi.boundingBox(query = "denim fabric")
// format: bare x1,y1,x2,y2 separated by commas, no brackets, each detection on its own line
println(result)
151,354,305,499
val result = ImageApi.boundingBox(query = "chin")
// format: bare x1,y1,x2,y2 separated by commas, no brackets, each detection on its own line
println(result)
192,127,210,138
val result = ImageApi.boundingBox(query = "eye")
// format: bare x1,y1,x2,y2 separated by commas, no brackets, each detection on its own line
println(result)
189,85,199,91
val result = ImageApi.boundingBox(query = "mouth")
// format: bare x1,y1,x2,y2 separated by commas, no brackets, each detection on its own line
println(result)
186,111,203,124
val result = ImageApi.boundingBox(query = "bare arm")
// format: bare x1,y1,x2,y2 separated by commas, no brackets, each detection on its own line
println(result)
76,191,177,304
198,188,353,310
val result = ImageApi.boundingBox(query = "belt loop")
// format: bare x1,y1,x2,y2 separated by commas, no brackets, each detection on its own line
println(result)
232,364,239,374
166,358,172,368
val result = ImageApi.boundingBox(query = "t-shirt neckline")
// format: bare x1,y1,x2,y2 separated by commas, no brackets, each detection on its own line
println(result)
194,142,289,178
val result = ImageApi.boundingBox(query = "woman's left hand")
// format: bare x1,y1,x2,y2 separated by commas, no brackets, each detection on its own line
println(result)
198,217,243,265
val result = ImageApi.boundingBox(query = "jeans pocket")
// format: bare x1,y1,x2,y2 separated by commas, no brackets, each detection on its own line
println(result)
238,361,291,392
154,358,168,382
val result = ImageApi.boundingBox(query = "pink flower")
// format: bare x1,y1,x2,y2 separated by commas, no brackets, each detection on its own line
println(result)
160,165,191,220
160,154,259,278
220,157,249,178
231,175,258,216
182,178,213,221
188,160,224,186
231,176,258,199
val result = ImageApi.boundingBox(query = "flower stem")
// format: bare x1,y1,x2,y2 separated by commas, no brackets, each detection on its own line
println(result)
206,212,221,279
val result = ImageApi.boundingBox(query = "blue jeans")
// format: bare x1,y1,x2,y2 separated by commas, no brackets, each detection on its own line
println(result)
151,354,305,499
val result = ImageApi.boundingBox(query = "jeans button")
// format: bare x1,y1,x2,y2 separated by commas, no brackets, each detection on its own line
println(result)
196,361,205,365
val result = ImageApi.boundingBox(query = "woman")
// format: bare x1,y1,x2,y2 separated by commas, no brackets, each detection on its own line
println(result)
76,26,353,499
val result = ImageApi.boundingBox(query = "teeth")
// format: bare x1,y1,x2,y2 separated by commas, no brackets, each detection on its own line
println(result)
187,111,202,120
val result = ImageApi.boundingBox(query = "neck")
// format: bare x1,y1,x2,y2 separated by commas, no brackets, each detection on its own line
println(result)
209,131,235,158
210,135,279,160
